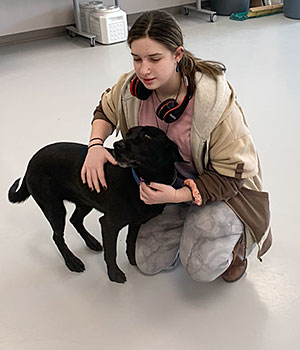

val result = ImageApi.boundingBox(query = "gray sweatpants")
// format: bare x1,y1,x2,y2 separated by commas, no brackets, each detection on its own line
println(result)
135,201,245,282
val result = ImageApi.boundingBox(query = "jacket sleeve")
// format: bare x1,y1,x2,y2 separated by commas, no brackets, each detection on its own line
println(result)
208,101,259,180
92,72,131,126
92,93,116,129
194,101,259,204
195,166,244,205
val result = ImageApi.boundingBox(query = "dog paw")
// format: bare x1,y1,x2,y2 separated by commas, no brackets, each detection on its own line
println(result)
108,268,127,284
66,256,85,273
86,237,103,252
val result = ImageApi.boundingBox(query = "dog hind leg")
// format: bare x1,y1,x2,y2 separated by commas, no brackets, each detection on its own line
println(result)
32,192,85,273
70,205,103,251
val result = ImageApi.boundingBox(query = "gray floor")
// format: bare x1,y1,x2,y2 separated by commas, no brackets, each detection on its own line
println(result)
1,12,300,350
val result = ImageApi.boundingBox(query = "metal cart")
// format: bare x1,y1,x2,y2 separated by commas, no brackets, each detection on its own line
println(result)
66,0,96,47
66,1,122,46
183,0,217,22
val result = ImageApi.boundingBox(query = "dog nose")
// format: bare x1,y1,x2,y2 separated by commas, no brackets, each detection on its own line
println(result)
114,141,126,151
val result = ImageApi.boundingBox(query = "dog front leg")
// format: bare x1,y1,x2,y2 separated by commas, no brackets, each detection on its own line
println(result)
126,224,140,266
99,216,126,284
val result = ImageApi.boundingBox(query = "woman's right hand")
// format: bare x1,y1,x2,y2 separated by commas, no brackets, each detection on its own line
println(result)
81,146,117,193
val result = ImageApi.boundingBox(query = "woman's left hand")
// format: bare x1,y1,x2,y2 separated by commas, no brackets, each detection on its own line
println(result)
139,182,193,205
139,182,176,205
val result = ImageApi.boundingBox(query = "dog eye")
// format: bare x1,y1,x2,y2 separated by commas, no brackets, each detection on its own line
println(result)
144,134,152,141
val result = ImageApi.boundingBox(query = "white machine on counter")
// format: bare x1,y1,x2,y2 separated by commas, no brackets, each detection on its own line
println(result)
66,0,127,46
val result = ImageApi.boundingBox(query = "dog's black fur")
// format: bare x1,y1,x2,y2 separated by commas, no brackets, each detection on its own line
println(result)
8,126,184,283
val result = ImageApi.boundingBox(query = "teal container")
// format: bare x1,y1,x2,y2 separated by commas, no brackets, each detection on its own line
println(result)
211,0,250,16
284,0,300,19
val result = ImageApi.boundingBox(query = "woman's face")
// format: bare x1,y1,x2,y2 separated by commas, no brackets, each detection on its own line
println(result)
130,37,183,91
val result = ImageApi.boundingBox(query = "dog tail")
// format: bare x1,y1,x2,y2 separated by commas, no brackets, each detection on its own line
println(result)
8,177,30,203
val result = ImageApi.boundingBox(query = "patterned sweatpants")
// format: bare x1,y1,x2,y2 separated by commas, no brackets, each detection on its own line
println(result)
135,201,245,282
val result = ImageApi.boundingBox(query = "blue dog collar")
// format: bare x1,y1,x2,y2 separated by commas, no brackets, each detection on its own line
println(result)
131,168,141,185
131,168,180,188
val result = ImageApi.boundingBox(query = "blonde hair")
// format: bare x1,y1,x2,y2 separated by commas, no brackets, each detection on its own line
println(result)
127,10,226,94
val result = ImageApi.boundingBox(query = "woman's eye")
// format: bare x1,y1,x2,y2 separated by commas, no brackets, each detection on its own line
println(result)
133,58,141,62
151,58,161,62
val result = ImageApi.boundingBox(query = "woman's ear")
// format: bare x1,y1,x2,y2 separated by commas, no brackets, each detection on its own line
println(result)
174,46,184,62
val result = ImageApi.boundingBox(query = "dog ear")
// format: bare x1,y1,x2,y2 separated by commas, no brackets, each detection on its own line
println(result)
166,139,188,163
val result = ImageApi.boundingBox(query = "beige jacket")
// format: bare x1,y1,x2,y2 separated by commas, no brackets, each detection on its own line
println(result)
95,71,272,259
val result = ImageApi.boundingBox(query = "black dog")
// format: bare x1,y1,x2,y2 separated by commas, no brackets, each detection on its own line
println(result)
8,126,184,283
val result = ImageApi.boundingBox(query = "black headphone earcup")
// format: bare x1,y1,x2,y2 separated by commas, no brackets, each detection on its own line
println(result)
156,99,179,123
155,76,192,123
130,77,152,100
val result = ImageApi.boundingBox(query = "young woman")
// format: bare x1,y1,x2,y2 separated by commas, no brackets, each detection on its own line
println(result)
81,10,272,283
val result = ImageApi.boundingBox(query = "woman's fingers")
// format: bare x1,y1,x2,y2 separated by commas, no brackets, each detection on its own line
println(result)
81,165,87,184
107,153,118,166
81,147,116,192
85,168,94,191
139,182,176,204
96,168,107,191
139,182,158,204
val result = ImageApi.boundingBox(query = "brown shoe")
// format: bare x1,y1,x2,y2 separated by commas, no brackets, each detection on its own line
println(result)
222,233,247,283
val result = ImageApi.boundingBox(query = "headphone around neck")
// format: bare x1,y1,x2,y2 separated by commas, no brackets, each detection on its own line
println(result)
130,75,192,123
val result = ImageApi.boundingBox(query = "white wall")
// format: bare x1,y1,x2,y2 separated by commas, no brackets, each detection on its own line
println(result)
123,0,191,14
0,0,74,36
0,0,192,36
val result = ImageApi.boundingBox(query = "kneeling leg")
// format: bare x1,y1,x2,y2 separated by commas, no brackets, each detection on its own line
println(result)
180,201,244,282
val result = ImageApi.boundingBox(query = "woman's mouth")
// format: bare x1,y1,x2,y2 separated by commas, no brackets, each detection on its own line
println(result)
143,78,155,85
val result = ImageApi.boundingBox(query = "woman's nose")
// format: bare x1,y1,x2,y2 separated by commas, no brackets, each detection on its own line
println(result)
140,61,151,75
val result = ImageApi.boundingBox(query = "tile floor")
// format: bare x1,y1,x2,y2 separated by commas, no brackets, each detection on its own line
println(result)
1,11,300,350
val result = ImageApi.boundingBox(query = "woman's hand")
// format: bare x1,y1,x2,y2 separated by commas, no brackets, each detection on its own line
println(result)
139,182,192,205
81,146,117,193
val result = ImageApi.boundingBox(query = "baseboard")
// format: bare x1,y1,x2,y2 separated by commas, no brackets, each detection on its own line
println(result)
0,25,74,47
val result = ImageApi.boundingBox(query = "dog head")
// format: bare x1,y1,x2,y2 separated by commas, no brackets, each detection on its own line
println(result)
113,126,185,184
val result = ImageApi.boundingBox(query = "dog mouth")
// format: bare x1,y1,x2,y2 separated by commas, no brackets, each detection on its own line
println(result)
112,150,142,168
116,159,142,168
116,161,129,168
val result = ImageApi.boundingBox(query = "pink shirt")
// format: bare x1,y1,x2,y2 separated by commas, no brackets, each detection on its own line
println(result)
139,92,198,182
